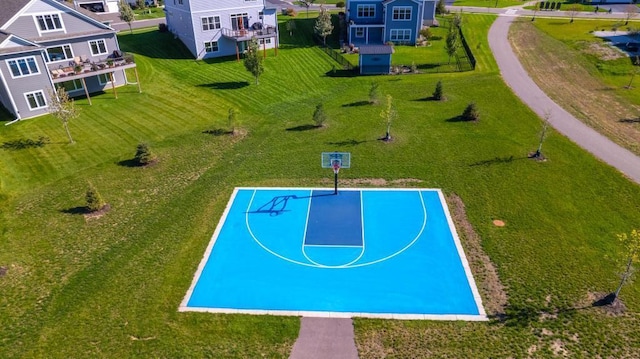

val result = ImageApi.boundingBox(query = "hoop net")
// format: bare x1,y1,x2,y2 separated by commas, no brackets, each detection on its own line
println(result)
331,159,341,174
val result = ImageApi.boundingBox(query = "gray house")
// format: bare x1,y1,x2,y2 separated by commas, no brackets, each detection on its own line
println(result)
0,0,138,121
165,0,279,59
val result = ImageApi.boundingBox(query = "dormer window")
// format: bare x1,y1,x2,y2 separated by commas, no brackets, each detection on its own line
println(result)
36,14,64,32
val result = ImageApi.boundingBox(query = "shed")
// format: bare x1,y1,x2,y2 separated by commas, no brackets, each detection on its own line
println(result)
358,45,393,75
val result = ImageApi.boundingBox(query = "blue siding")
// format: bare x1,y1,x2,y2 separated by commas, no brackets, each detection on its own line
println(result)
360,53,391,74
347,1,384,24
384,0,420,44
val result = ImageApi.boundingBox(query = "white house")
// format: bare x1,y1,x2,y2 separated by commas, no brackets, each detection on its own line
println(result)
164,0,278,59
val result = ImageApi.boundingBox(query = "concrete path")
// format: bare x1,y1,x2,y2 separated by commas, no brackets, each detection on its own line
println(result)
289,317,359,359
487,14,640,185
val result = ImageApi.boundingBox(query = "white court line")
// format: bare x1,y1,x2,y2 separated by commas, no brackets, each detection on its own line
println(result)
438,190,487,319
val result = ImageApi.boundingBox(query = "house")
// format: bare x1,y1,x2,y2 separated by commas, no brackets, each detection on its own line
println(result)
346,0,437,46
164,0,279,60
73,0,120,13
0,0,138,121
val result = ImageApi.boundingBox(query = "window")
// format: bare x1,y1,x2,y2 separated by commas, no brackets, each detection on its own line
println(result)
36,14,63,32
204,41,219,53
98,73,113,85
201,16,221,31
173,0,183,4
7,57,40,78
89,39,108,56
392,7,412,21
57,79,83,92
258,38,271,45
357,5,375,18
46,44,73,62
24,91,47,110
390,29,411,42
355,27,364,38
230,13,249,31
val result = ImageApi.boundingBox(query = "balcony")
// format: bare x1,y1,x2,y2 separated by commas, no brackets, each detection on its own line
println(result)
221,26,277,41
49,52,136,83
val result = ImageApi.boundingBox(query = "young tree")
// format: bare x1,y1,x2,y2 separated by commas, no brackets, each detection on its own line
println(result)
243,37,264,85
136,0,146,10
228,108,238,134
531,112,551,159
86,182,106,212
314,6,334,46
462,102,479,122
433,80,445,101
119,0,135,34
625,5,638,25
286,19,296,36
48,87,79,144
369,82,380,105
313,103,327,127
134,142,156,165
610,229,640,303
380,95,397,141
452,12,463,28
445,28,459,64
299,0,316,18
436,0,447,15
567,4,580,23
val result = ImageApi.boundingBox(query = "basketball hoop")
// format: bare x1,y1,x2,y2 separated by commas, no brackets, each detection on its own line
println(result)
331,159,341,175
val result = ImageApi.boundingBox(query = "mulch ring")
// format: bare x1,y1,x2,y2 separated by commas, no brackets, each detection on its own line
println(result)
84,204,111,220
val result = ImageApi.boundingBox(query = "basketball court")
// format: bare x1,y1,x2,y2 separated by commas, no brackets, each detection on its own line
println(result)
179,186,487,320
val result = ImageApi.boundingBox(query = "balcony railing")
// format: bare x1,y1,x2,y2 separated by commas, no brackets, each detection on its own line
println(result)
221,26,277,40
49,52,136,81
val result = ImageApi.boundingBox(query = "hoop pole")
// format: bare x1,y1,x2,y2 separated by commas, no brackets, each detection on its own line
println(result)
334,171,338,195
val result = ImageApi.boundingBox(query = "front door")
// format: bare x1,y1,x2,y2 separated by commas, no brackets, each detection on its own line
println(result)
230,13,249,31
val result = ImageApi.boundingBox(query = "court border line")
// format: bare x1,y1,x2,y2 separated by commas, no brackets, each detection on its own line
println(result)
179,187,488,321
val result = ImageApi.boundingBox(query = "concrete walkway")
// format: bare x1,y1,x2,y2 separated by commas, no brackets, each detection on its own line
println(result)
289,317,358,359
488,14,640,185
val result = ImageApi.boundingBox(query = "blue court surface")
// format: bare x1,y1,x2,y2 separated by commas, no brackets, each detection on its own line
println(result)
179,188,487,320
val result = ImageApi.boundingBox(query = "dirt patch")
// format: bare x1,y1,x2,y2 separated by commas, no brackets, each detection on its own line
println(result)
493,219,505,227
320,178,422,187
587,291,627,316
84,204,111,221
446,193,508,317
0,266,6,277
581,41,626,61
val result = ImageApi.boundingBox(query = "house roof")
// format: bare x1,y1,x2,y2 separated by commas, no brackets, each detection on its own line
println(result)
382,0,422,5
0,0,32,29
0,30,42,55
359,45,394,55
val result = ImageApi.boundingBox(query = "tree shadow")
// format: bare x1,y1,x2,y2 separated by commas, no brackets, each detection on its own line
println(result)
117,159,142,167
286,124,319,131
203,128,233,136
413,96,437,102
619,118,640,123
61,206,89,215
197,81,249,90
446,115,471,122
469,156,527,167
342,100,370,107
490,304,585,328
325,138,370,146
118,30,193,60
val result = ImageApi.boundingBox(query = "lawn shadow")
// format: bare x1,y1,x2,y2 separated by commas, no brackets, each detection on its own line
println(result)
119,31,193,60
342,100,370,107
61,206,89,215
619,118,640,123
446,115,471,122
325,138,371,146
197,81,249,90
413,96,437,102
490,304,586,328
469,156,527,167
203,128,233,136
286,124,319,131
325,69,358,77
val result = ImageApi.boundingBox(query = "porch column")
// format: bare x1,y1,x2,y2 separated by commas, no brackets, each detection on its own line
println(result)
80,77,92,105
236,43,240,62
109,72,117,99
263,40,266,59
134,68,142,93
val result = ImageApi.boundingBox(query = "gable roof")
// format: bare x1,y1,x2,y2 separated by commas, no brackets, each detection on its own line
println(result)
0,0,32,29
382,0,422,5
0,30,42,55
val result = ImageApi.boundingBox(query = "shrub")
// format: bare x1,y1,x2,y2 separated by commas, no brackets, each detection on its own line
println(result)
86,183,106,212
433,80,445,101
286,8,297,17
436,0,447,15
420,28,432,41
134,143,156,165
158,23,168,32
336,1,345,8
555,2,561,10
462,102,480,122
313,103,327,127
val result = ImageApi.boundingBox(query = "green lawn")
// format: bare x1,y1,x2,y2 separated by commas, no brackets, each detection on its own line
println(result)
1,14,640,358
133,6,165,20
453,0,525,8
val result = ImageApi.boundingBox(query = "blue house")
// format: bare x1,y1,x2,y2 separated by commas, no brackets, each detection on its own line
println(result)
346,0,437,46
